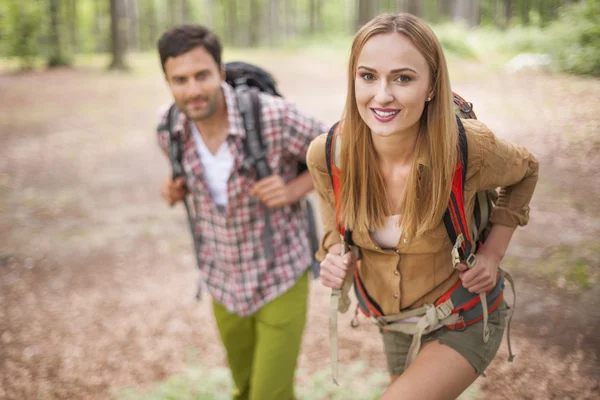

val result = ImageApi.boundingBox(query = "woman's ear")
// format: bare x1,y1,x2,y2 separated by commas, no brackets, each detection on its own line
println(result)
427,88,434,102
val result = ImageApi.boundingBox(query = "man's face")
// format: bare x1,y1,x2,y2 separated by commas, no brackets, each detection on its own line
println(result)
164,46,225,121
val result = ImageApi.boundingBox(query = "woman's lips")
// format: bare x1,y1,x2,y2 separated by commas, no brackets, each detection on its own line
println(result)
371,108,400,122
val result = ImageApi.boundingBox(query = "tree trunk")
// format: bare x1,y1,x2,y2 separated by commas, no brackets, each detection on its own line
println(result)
181,0,190,24
505,0,513,26
357,0,378,29
168,0,177,27
68,0,78,53
48,0,70,67
453,0,480,27
267,0,279,46
439,0,455,21
109,0,129,70
309,0,322,34
249,0,260,46
519,0,532,25
126,0,139,51
405,0,422,16
225,0,237,46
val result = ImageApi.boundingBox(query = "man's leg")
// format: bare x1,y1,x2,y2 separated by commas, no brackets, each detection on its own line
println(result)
212,300,256,400
249,271,309,400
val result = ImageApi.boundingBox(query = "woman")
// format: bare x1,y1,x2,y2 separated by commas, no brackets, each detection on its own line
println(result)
306,13,538,399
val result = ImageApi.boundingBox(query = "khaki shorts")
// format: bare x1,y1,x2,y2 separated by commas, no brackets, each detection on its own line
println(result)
382,300,508,376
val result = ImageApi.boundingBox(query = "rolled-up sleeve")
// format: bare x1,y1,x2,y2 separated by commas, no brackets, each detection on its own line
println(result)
467,120,539,227
306,133,341,260
156,105,171,154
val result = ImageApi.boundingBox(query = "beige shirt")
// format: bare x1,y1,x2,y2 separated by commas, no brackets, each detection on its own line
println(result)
307,119,539,313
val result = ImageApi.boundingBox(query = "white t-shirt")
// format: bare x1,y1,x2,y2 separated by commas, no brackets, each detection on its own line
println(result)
190,121,234,207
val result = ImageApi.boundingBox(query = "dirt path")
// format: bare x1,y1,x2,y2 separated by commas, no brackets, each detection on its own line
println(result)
1,53,599,399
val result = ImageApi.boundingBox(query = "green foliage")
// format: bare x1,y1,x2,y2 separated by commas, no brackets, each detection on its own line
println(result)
546,0,600,76
0,1,44,70
432,24,478,59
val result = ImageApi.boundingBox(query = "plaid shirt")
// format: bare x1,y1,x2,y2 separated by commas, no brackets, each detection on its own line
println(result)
157,83,326,316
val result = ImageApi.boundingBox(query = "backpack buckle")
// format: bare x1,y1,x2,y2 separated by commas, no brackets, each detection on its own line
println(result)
466,253,477,269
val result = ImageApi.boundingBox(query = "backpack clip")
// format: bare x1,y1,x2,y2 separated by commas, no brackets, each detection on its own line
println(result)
451,233,464,268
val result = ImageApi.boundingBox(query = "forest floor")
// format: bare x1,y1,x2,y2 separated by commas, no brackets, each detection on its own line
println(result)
1,50,599,399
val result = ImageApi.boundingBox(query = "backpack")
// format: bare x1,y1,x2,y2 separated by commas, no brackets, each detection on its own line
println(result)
163,62,321,294
326,93,515,381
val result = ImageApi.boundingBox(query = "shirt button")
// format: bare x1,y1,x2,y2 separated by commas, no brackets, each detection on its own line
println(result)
393,293,399,299
394,270,399,276
395,249,401,254
403,238,408,244
375,246,380,250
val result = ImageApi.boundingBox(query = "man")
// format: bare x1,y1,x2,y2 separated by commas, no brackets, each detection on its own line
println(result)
155,25,326,400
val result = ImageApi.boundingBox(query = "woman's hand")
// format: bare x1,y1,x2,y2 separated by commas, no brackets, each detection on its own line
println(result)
319,243,356,289
456,249,501,293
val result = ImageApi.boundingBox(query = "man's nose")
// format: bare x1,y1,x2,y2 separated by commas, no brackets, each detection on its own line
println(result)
187,79,204,96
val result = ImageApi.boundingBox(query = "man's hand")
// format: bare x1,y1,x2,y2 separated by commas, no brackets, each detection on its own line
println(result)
251,175,292,208
456,250,500,293
161,177,188,206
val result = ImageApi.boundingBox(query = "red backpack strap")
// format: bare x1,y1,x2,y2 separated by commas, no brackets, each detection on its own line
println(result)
443,117,476,268
325,122,354,245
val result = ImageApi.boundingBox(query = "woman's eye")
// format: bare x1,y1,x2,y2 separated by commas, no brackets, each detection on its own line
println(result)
396,75,411,83
361,73,375,81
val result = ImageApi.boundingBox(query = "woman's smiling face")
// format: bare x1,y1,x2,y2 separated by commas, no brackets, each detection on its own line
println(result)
354,32,432,138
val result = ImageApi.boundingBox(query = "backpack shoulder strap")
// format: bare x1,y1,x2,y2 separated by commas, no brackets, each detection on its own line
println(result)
236,87,272,179
443,117,475,268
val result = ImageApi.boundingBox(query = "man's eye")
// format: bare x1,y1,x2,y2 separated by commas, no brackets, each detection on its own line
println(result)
174,77,186,84
361,73,375,81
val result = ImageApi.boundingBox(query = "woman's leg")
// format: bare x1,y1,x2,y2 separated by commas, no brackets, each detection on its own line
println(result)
380,340,478,400
380,300,508,399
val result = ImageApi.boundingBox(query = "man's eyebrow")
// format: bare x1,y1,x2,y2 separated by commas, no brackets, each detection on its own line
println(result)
171,68,212,79
357,65,418,74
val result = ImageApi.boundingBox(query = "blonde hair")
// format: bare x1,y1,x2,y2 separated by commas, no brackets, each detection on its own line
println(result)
339,13,458,240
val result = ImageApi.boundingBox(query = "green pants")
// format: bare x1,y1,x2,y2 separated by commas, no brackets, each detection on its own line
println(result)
212,272,309,400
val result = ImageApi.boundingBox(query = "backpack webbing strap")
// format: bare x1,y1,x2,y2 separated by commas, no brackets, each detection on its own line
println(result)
235,87,275,261
165,105,204,300
443,117,491,343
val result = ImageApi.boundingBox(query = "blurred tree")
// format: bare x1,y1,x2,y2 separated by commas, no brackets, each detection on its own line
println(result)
182,0,190,24
3,1,43,70
518,0,533,25
454,0,481,27
109,0,129,70
249,0,260,46
126,0,139,51
224,0,237,45
48,0,70,67
400,0,422,16
309,0,323,34
357,0,378,29
67,0,78,52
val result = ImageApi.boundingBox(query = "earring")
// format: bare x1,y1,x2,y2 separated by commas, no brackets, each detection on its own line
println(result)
427,97,431,102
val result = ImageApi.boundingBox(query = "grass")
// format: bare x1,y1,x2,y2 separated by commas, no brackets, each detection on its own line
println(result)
113,360,482,400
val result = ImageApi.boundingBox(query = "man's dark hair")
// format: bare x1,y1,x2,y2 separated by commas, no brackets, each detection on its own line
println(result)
157,24,222,72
